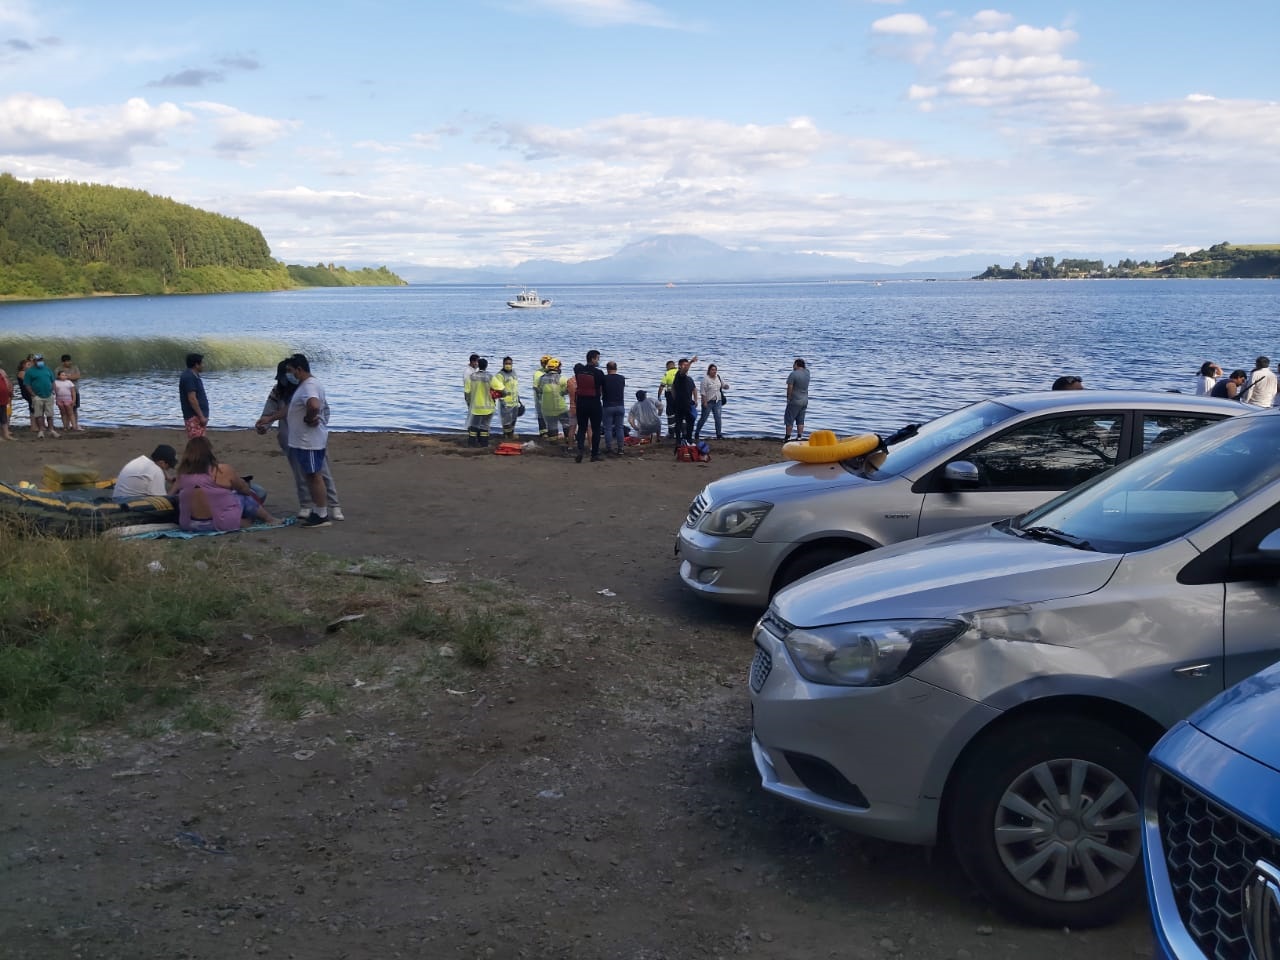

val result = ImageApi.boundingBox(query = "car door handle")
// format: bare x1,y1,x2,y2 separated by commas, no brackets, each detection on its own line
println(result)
1173,663,1214,678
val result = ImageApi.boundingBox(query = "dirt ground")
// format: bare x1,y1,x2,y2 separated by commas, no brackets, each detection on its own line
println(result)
0,427,1154,959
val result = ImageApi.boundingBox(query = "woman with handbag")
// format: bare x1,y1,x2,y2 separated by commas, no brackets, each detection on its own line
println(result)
695,363,728,441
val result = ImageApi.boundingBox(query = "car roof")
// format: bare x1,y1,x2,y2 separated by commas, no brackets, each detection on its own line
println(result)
994,390,1250,416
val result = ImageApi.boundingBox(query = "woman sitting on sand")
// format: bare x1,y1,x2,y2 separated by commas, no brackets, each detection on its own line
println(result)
171,436,278,532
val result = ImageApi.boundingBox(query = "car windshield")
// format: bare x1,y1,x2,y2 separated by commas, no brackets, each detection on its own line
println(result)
843,400,1019,480
1011,413,1280,553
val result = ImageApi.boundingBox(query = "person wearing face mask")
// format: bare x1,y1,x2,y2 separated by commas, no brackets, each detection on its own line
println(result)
23,353,58,438
256,358,344,521
490,356,524,439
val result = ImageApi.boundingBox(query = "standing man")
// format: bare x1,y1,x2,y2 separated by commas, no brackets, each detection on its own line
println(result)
784,358,810,442
670,357,697,445
573,350,606,463
532,355,551,438
465,357,496,447
491,356,522,439
24,353,57,438
602,360,627,455
180,352,209,438
285,353,333,528
1243,356,1277,408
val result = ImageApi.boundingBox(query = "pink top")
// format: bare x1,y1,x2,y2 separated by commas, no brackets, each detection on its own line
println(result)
173,471,242,531
53,378,75,403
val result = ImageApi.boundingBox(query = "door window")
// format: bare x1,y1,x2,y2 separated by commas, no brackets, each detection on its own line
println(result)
1141,413,1225,452
959,414,1124,490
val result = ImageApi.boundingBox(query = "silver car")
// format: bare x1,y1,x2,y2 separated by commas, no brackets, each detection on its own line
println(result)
678,391,1242,606
750,410,1280,928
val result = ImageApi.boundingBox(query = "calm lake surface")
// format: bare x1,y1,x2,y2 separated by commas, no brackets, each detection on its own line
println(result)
1,280,1276,437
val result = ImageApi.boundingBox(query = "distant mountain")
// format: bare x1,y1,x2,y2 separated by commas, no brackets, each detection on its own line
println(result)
389,234,1172,285
393,235,978,284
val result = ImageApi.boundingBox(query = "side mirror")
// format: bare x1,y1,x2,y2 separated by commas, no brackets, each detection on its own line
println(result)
944,461,980,488
1231,528,1280,576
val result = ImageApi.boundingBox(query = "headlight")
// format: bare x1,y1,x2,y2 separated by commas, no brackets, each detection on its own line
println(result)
698,500,773,537
783,619,967,687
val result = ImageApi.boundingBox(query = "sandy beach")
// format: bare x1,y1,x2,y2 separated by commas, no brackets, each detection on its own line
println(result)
0,425,782,620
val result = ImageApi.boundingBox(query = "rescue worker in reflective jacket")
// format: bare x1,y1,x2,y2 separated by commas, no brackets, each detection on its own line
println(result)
465,357,496,446
536,358,569,442
531,355,550,437
491,356,522,439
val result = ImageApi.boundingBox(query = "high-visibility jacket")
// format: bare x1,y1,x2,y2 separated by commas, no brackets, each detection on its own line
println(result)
467,370,496,415
492,370,520,407
538,370,568,417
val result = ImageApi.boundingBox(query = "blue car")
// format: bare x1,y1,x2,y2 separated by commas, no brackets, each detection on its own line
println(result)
1144,660,1280,960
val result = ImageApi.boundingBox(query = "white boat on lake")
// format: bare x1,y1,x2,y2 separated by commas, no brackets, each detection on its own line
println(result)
507,289,552,309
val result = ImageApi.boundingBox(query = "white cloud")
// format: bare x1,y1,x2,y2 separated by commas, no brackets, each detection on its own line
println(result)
871,13,932,36
185,100,298,154
0,0,36,28
946,24,1078,57
970,9,1014,30
0,93,192,164
491,114,834,174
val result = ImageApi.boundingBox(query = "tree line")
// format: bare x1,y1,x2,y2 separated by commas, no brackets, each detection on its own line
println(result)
0,174,404,298
974,243,1280,280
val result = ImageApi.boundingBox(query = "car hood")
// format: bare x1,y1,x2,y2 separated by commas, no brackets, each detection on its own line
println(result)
771,522,1122,627
703,460,864,504
1188,662,1280,774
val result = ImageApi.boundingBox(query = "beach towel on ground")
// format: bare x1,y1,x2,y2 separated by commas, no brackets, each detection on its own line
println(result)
120,516,297,540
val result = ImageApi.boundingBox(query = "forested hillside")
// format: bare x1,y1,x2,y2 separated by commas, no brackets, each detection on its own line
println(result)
0,174,403,298
974,242,1280,279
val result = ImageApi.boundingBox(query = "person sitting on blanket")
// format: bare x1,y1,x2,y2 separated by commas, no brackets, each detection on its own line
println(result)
171,436,278,531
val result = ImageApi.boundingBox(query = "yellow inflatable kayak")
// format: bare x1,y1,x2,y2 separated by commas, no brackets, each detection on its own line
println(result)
782,430,880,464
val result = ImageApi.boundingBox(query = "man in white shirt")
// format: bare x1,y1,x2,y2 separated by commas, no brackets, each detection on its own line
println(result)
285,353,334,528
113,444,177,500
1243,356,1277,408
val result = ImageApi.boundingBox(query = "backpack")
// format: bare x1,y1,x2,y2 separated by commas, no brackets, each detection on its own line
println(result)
676,441,711,463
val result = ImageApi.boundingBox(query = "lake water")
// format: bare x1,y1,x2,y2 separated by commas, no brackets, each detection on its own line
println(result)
0,279,1276,437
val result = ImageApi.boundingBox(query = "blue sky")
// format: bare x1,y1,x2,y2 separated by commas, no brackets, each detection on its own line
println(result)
2,0,1278,268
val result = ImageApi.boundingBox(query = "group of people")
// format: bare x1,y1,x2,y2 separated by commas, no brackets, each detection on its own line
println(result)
462,352,761,460
0,353,85,440
108,351,343,533
1194,356,1279,406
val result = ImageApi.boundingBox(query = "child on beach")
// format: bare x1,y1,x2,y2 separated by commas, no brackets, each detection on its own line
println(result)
53,369,77,433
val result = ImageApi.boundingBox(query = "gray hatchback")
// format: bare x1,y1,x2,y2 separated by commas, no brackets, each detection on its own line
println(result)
750,410,1280,927
678,391,1242,606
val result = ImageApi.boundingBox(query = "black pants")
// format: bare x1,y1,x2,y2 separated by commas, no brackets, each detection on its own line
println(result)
673,403,694,444
576,397,603,456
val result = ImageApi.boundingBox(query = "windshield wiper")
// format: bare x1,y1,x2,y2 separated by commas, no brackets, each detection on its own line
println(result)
1017,525,1095,551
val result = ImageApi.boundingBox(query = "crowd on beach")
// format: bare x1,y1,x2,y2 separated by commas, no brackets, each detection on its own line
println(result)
4,342,1275,538
459,351,812,461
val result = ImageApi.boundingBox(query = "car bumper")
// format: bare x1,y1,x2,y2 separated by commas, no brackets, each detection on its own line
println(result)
676,526,783,606
1143,722,1280,960
748,623,996,846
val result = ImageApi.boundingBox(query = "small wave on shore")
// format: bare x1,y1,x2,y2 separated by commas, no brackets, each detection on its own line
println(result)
0,335,291,374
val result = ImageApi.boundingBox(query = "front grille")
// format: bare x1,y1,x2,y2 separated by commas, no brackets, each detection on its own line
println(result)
686,492,709,527
1159,771,1280,960
749,647,772,692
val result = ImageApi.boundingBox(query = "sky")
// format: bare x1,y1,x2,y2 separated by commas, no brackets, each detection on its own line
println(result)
1,0,1278,269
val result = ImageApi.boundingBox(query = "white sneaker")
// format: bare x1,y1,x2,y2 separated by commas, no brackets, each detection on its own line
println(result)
331,508,345,521
49,430,60,438
37,431,45,439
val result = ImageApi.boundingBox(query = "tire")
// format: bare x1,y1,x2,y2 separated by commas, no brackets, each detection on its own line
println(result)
773,543,861,595
946,717,1145,928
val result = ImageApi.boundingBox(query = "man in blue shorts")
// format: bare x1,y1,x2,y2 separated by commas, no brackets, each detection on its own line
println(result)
284,353,333,528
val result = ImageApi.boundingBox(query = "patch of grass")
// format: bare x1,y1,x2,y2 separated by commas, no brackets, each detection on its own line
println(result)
0,519,512,736
176,700,234,732
457,614,498,667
